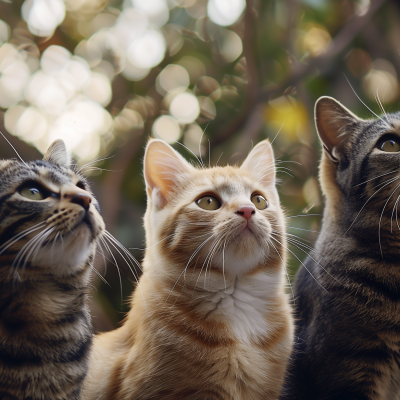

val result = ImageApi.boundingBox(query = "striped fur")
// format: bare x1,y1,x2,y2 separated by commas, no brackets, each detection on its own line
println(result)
0,140,104,400
84,139,294,400
282,97,400,399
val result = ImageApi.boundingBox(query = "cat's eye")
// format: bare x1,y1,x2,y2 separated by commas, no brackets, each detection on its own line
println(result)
251,194,268,210
377,134,400,152
196,195,221,210
19,182,47,201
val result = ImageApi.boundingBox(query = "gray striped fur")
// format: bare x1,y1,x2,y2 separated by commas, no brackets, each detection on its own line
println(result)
0,141,104,400
282,97,400,400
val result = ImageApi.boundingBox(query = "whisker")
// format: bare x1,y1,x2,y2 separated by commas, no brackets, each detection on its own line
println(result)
375,87,388,121
103,232,141,281
222,240,226,291
0,221,47,254
286,214,321,218
353,170,397,188
89,262,111,287
100,236,123,303
77,154,115,174
173,140,203,169
215,152,223,167
267,238,294,302
166,233,216,301
0,130,28,167
378,181,400,257
270,236,328,293
343,175,400,236
199,121,210,169
344,74,389,127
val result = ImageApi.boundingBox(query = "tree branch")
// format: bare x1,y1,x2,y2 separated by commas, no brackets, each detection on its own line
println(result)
211,0,388,147
258,0,388,102
210,0,259,147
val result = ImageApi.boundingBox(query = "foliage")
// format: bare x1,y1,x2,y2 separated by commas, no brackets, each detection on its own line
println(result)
0,0,397,329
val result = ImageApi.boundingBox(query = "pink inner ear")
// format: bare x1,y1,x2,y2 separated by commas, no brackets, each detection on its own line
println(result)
144,139,193,204
240,140,276,188
315,97,360,155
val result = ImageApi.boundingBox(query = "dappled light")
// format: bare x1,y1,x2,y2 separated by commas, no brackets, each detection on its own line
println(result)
0,0,398,329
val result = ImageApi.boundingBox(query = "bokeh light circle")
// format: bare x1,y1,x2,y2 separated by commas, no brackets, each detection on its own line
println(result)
83,72,112,106
127,30,166,68
169,92,200,124
152,115,181,143
207,0,246,26
21,0,66,37
0,20,10,45
132,0,169,27
156,64,190,95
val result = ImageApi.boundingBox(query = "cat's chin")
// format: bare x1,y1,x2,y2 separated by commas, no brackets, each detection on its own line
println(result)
212,244,266,276
34,224,96,275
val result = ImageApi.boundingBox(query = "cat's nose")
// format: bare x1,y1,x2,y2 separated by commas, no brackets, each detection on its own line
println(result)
71,193,92,211
236,205,256,220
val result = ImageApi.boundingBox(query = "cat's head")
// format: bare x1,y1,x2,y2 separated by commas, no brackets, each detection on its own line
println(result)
143,138,285,282
0,139,105,281
316,96,400,236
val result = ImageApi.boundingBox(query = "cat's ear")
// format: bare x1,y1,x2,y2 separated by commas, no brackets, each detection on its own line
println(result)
144,139,192,208
240,139,275,187
315,96,362,163
43,140,70,168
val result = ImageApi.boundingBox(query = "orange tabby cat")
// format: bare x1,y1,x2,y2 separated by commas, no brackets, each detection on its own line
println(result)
84,139,293,400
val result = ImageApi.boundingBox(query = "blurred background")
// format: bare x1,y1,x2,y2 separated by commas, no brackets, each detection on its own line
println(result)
0,0,398,330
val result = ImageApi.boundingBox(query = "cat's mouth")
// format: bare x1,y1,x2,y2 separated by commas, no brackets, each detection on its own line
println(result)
81,213,93,232
62,211,100,242
242,225,253,234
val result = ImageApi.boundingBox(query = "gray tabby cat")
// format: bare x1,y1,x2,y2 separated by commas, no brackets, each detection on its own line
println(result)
281,97,400,399
0,140,104,400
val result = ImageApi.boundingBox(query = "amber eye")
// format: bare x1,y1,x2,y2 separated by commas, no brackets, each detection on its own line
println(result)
377,134,400,152
196,195,221,210
251,194,268,210
19,182,46,201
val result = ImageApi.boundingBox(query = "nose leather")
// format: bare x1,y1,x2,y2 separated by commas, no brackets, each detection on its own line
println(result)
236,205,255,220
71,193,92,211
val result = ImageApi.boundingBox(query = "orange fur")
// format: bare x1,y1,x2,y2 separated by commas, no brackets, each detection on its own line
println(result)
84,139,293,400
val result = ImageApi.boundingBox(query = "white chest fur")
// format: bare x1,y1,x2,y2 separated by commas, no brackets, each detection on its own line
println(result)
196,271,283,343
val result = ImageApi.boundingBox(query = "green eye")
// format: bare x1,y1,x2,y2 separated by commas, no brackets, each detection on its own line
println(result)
251,194,268,210
196,195,221,210
19,183,46,201
378,135,400,152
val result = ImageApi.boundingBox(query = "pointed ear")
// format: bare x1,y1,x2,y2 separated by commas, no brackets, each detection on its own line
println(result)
43,140,70,168
315,96,361,163
144,139,192,208
240,139,276,187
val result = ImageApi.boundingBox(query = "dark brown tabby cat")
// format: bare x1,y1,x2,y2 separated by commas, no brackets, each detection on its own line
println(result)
281,97,400,399
0,140,104,400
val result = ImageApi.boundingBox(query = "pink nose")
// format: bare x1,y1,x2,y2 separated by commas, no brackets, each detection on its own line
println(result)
236,205,255,220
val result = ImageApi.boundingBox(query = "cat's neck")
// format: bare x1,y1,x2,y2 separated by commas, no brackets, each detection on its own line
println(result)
140,253,287,344
0,261,91,333
317,206,400,261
